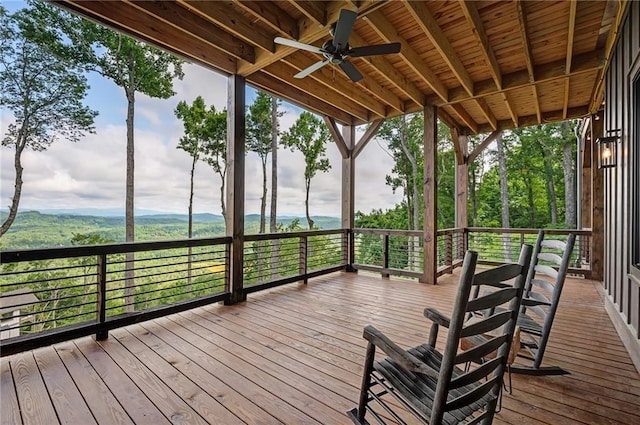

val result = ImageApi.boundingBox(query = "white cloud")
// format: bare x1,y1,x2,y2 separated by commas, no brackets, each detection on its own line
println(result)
1,61,401,220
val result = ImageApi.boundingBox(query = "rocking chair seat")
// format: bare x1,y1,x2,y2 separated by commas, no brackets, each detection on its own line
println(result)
372,344,493,425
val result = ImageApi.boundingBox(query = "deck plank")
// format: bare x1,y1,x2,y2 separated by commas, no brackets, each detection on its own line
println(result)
1,358,22,425
11,351,58,425
33,346,97,425
1,271,639,425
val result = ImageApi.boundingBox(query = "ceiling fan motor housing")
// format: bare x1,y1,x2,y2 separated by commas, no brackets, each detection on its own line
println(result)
321,40,348,64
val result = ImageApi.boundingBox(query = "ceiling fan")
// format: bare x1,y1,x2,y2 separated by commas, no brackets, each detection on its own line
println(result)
274,9,401,82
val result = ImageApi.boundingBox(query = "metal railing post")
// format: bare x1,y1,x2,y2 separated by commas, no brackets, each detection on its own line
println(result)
299,236,308,284
96,254,108,340
382,234,390,278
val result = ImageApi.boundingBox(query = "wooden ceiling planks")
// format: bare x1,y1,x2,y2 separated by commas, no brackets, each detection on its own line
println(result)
53,0,624,133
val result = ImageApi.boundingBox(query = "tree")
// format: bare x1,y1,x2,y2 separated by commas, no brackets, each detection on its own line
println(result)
282,112,331,229
246,92,281,233
175,96,226,237
270,95,280,234
31,3,184,311
0,5,97,237
562,121,577,228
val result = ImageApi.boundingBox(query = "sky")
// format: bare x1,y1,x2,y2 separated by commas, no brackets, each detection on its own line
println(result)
0,1,403,218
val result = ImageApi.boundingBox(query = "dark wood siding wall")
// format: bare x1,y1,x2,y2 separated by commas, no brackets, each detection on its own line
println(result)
604,1,640,347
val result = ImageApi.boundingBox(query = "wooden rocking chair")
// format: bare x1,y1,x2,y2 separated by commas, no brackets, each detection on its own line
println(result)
510,231,576,376
348,245,532,425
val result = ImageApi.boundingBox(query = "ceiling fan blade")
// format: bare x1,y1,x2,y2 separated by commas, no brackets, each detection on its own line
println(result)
333,9,357,49
294,59,329,79
274,37,323,54
339,61,363,82
348,42,402,57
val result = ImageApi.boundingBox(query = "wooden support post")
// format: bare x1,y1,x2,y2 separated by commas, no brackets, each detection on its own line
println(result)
342,124,356,272
423,105,438,284
225,74,247,304
591,111,605,281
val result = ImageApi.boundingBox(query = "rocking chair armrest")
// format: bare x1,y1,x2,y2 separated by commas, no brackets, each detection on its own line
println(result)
423,308,451,328
521,297,551,307
363,325,439,378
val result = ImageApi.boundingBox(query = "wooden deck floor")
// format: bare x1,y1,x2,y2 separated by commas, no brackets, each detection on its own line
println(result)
2,271,639,425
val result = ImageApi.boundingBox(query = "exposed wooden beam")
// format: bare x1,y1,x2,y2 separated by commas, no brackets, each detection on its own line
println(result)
282,55,386,118
442,49,603,105
459,0,502,90
589,0,629,114
237,3,346,75
404,1,474,96
350,32,424,107
515,0,535,83
289,0,326,25
475,105,590,134
475,98,497,131
501,92,518,128
179,1,274,53
324,116,349,158
366,11,449,102
58,0,237,74
233,0,298,40
248,71,356,125
129,1,255,63
563,78,570,120
532,85,542,124
566,1,577,74
468,130,500,164
450,104,478,134
353,119,384,159
262,61,371,121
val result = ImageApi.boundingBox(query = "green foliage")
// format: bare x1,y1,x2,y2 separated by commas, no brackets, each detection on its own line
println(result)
281,111,331,229
0,4,97,236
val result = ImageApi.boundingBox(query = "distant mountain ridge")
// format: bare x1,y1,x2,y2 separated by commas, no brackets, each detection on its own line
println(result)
0,210,341,250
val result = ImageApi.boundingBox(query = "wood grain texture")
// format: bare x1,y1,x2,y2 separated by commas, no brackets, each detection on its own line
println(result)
2,271,639,424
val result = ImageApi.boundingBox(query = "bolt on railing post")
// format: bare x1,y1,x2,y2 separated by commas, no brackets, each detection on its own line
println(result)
299,236,308,284
96,253,108,340
382,234,390,278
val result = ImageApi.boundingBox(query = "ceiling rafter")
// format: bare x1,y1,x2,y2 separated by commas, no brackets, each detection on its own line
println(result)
232,1,298,40
262,61,371,122
563,1,577,120
476,105,590,134
57,0,237,73
129,1,255,63
450,104,478,134
365,11,449,102
475,98,497,131
501,92,519,128
249,71,356,125
515,0,535,83
282,55,387,118
179,1,275,53
288,0,326,25
348,32,422,109
237,4,347,75
458,0,502,90
443,49,603,105
404,1,473,96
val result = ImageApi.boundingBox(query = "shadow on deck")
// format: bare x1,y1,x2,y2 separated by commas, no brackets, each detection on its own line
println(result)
2,271,639,424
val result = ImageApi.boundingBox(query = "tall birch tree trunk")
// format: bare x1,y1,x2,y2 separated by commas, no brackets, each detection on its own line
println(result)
562,121,576,228
496,132,512,261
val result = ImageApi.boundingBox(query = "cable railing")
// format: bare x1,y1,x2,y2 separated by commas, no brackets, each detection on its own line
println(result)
352,228,466,279
243,229,348,293
0,237,231,356
0,226,592,356
467,228,592,276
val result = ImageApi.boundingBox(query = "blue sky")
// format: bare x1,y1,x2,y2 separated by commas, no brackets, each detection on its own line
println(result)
0,1,402,218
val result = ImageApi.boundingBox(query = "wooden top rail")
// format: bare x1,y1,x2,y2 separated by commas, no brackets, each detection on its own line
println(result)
0,236,232,263
355,228,465,237
244,228,348,242
466,227,591,236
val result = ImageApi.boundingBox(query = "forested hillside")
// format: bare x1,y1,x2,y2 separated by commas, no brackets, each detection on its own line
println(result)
0,211,341,250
